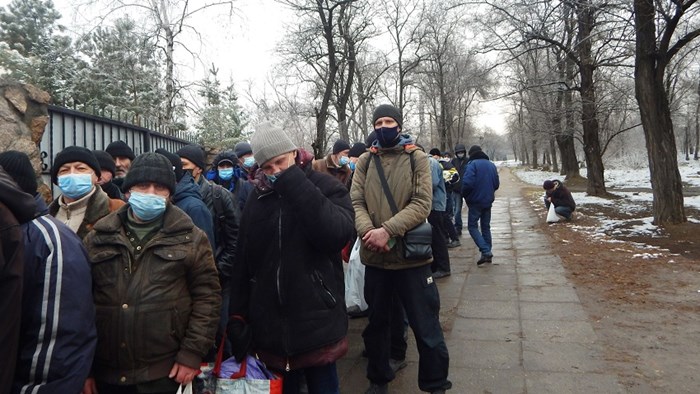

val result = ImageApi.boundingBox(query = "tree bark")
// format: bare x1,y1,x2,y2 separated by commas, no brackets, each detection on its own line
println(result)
633,0,686,224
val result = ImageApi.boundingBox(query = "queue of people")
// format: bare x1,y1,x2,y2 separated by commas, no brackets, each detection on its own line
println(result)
0,103,527,394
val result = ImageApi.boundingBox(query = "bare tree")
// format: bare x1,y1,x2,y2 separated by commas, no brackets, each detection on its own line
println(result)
633,0,700,224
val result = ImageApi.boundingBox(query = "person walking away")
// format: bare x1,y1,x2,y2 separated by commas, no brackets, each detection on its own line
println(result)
543,179,576,221
0,151,97,394
81,152,221,394
227,122,354,394
450,144,469,235
461,145,499,266
351,104,451,394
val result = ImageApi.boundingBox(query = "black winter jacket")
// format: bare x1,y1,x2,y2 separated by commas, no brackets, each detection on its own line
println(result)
173,173,215,251
451,148,469,193
197,177,239,281
229,162,354,362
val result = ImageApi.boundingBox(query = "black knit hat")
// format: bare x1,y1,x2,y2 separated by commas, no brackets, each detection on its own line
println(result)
177,144,207,170
234,141,252,158
105,140,135,160
348,142,367,158
372,104,403,128
365,131,377,146
51,146,101,185
155,148,184,181
122,152,176,194
454,143,466,154
468,145,482,156
92,150,116,177
332,139,351,155
429,148,442,157
543,180,555,190
0,150,38,195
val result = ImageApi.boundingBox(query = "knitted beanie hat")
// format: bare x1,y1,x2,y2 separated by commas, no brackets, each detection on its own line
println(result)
177,144,207,170
372,104,403,128
234,141,253,158
251,122,297,165
543,180,555,190
92,150,116,177
51,146,101,185
348,142,367,158
468,145,482,156
122,152,176,194
105,140,135,160
0,150,38,195
155,148,184,181
429,148,442,157
332,139,351,155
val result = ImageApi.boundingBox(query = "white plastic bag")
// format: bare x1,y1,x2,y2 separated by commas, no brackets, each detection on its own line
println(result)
345,238,368,312
176,382,193,394
546,203,560,223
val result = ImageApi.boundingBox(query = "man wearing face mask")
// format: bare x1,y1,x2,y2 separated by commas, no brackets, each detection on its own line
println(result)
233,142,257,210
48,146,125,239
227,122,354,394
206,150,250,213
350,104,451,394
81,152,221,394
312,139,353,188
450,144,469,235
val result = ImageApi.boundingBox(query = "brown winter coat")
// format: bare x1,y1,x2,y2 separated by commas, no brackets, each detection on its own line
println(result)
350,143,433,269
83,203,221,385
49,186,125,239
312,154,352,188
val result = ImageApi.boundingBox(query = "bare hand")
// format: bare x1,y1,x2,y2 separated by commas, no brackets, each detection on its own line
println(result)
169,362,200,385
362,228,391,253
81,377,98,394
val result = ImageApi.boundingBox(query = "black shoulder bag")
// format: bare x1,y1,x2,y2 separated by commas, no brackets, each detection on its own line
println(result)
372,153,433,260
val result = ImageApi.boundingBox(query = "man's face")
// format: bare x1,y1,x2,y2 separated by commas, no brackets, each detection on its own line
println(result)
114,156,132,178
97,170,113,185
374,116,400,130
127,181,171,199
57,161,98,185
334,149,349,164
260,151,296,176
238,153,254,168
181,158,202,180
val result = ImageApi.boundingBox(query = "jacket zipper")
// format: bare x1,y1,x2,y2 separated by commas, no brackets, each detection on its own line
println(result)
276,201,291,371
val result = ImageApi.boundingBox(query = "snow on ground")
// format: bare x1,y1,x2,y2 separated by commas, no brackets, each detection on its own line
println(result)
506,158,700,259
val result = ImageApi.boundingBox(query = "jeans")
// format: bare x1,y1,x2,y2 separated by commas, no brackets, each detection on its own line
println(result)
282,363,339,394
428,210,451,273
450,192,463,230
467,205,493,257
363,265,450,392
545,201,573,220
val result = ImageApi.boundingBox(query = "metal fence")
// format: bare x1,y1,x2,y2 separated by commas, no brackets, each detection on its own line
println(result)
40,105,197,193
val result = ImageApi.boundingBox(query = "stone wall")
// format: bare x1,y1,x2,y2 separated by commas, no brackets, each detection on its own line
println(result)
0,81,51,200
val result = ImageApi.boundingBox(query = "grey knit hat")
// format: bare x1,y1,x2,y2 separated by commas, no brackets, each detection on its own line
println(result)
251,122,297,165
122,152,176,194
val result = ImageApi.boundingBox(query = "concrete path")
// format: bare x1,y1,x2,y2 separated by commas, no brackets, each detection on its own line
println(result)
338,167,624,393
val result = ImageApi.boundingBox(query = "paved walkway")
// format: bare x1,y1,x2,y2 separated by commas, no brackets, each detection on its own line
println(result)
338,167,624,393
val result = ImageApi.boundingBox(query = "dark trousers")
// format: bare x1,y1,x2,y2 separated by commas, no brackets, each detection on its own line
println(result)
282,363,340,394
363,265,450,392
428,210,451,273
96,378,178,394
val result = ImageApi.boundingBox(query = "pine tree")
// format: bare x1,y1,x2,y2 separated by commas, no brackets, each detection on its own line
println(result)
195,65,246,148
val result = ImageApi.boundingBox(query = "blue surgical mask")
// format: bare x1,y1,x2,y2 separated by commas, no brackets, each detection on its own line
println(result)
218,168,234,180
375,126,401,147
338,156,350,166
243,157,255,168
58,174,93,199
265,173,279,184
129,191,167,221
349,161,356,171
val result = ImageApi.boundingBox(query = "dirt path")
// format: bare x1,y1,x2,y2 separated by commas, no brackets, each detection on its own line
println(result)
507,167,700,393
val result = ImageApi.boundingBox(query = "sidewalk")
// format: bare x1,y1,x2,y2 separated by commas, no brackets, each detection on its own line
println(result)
338,167,624,393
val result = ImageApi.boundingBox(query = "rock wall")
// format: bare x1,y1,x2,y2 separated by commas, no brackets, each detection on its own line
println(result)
0,81,51,200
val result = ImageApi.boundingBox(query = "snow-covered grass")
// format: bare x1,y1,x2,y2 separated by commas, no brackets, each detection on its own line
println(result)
508,158,700,259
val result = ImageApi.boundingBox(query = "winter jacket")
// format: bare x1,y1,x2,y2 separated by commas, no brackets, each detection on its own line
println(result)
461,151,500,207
100,180,124,201
350,136,433,269
450,144,469,193
206,166,254,213
13,213,96,394
83,204,221,385
545,180,576,211
312,154,352,188
229,150,354,368
49,186,125,240
173,172,215,250
0,168,35,393
429,156,447,212
197,176,239,282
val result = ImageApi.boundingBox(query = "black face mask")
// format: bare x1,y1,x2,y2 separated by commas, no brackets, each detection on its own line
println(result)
375,126,401,147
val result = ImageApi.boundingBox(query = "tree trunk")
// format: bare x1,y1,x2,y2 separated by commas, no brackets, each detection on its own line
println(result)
531,139,538,168
164,25,175,134
633,0,686,224
549,137,559,173
575,1,606,195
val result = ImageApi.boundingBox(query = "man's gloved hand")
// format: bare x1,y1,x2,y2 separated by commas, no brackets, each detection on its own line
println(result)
227,317,252,362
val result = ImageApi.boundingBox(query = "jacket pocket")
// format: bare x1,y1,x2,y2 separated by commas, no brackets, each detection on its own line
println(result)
311,270,337,309
137,307,180,363
149,248,188,284
89,250,120,288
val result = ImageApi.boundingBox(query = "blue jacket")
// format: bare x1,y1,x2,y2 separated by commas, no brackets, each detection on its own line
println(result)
429,156,447,212
13,212,96,394
173,172,215,250
461,151,499,207
206,167,255,212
